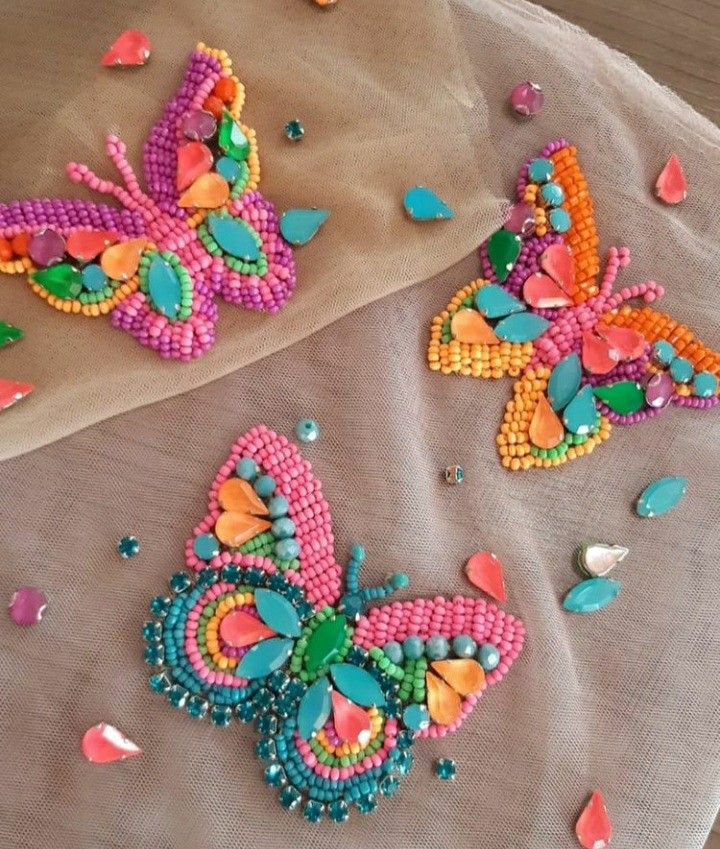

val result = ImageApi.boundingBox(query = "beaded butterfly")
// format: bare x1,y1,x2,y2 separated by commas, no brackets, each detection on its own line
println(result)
427,139,719,470
143,424,525,822
0,44,296,360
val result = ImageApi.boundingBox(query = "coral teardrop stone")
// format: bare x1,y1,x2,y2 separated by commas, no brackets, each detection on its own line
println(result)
178,172,230,208
575,790,612,849
529,393,565,449
0,379,34,411
331,690,372,746
450,309,499,344
582,331,618,375
81,723,142,763
100,238,146,281
66,230,118,262
217,478,269,515
523,272,572,308
215,511,272,547
431,659,485,696
219,609,276,648
540,243,576,294
425,671,462,726
177,142,214,191
596,324,645,361
101,30,151,66
655,154,687,205
464,551,507,603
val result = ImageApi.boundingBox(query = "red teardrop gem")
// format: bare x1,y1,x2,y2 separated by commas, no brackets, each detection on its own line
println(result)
575,790,612,849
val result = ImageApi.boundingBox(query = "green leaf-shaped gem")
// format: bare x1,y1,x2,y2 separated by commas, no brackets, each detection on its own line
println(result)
218,110,250,161
304,615,348,674
594,381,645,415
487,229,521,283
31,263,82,299
0,321,24,348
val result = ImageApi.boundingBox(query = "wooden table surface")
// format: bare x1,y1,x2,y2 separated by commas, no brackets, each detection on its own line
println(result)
533,4,720,845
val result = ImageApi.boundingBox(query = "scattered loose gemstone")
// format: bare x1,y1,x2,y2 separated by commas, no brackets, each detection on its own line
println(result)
284,119,305,141
669,356,693,383
529,393,565,449
331,689,372,745
563,577,621,614
181,109,217,142
487,228,521,283
403,186,454,221
147,255,183,320
452,634,477,658
100,238,146,281
510,82,544,117
66,230,117,262
193,533,220,560
528,158,554,183
208,214,260,261
431,658,485,695
503,201,535,235
9,587,47,626
548,353,582,412
445,464,464,485
593,381,645,415
477,642,500,672
540,243,576,294
655,153,687,205
540,182,564,207
178,173,230,208
549,208,571,233
279,208,330,245
330,663,386,707
425,670,462,725
0,379,34,411
177,141,214,191
464,550,507,603
693,371,718,398
575,790,613,849
28,229,66,267
451,308,499,344
218,111,250,161
636,476,687,518
81,723,142,763
644,371,674,408
523,272,572,309
577,543,629,578
563,385,598,435
101,30,151,66
31,263,83,299
435,758,457,781
494,311,551,343
220,609,276,648
117,535,140,558
0,321,23,349
474,283,525,319
295,418,320,443
402,703,430,731
237,637,294,678
652,340,675,366
81,263,108,292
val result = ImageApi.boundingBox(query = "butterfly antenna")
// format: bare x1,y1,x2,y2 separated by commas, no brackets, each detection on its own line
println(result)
598,247,665,306
104,134,154,209
339,543,409,618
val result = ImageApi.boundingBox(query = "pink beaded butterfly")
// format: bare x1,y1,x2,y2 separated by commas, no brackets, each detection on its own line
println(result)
0,44,296,360
144,424,525,821
427,139,719,470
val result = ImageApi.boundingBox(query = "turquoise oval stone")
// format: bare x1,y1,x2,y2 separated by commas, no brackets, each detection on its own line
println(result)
693,371,718,398
653,340,675,366
474,284,525,319
403,186,454,221
528,158,554,182
669,356,693,383
563,385,598,435
275,538,300,560
147,255,182,319
636,476,687,518
216,156,241,183
208,214,260,261
237,637,294,679
487,229,522,283
271,517,295,539
424,635,449,660
402,703,429,731
402,636,424,660
548,353,582,411
254,589,301,638
562,577,621,613
296,676,332,740
540,182,564,207
330,663,386,707
279,208,330,245
193,533,220,560
494,312,551,342
81,263,108,292
267,496,289,519
549,208,571,233
254,475,276,497
452,635,477,658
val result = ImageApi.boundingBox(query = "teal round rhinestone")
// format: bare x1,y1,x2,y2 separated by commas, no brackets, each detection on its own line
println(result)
328,800,350,823
435,758,456,780
444,464,464,484
254,475,276,497
303,800,324,823
402,703,429,731
284,119,305,142
186,695,209,719
236,457,258,480
257,714,278,735
169,572,192,593
402,636,424,660
144,643,165,666
193,533,220,561
396,730,414,750
150,595,172,616
540,182,564,207
653,340,675,366
693,370,718,398
478,642,500,671
148,672,171,694
168,684,188,708
221,564,243,583
395,750,414,775
117,535,140,558
356,794,378,815
295,418,320,443
142,621,163,642
196,568,217,588
255,738,276,760
549,208,571,233
236,702,257,723
210,705,233,726
425,635,449,660
527,158,554,183
280,786,302,810
452,634,477,658
265,764,287,788
670,356,693,383
383,640,404,664
379,776,400,797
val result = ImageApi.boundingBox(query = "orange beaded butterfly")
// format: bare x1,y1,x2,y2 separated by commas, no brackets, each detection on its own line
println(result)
427,139,719,470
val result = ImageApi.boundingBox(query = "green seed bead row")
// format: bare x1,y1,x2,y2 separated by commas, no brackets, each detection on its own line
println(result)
289,608,353,683
309,723,385,767
237,531,298,571
530,416,600,458
137,249,194,321
229,161,251,198
78,282,119,304
368,647,405,682
196,220,269,277
397,658,427,703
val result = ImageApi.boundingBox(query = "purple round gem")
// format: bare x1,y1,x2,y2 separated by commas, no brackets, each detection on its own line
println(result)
181,109,217,142
9,586,48,626
28,228,66,267
504,202,536,236
645,370,674,408
509,81,545,117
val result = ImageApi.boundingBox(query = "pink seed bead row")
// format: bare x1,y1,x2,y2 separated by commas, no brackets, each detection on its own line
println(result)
294,718,399,779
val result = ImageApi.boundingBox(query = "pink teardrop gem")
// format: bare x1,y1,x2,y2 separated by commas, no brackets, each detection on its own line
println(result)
219,609,276,648
540,244,577,295
101,30,151,67
523,272,572,308
504,202,535,236
331,690,372,746
81,723,142,763
177,142,214,191
509,81,544,117
0,379,34,411
582,331,618,375
464,551,507,603
9,587,47,626
575,790,612,849
645,371,674,408
596,325,645,360
655,154,687,205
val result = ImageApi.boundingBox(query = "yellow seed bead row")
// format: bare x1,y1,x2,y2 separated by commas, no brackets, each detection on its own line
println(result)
315,708,382,757
206,591,255,669
27,275,139,317
195,43,246,116
0,256,31,275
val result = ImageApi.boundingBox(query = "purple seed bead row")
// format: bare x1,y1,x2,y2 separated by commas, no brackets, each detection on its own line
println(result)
515,138,569,199
598,403,667,425
0,199,145,239
506,233,562,298
584,349,651,387
673,394,720,409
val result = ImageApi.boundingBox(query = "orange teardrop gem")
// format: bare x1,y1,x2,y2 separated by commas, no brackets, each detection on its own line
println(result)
425,670,462,726
66,230,118,262
450,309,499,345
529,393,565,449
178,173,229,209
177,142,214,191
431,659,485,696
215,511,272,547
217,478,269,516
100,238,146,281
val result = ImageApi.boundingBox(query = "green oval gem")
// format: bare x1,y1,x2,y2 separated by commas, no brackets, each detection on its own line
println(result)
487,229,521,283
31,263,82,299
218,110,250,161
304,614,348,674
593,381,645,415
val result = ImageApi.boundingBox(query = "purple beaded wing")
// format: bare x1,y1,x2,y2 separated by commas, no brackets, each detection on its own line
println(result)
0,43,296,361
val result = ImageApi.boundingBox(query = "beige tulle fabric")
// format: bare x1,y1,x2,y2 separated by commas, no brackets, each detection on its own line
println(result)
1,1,720,848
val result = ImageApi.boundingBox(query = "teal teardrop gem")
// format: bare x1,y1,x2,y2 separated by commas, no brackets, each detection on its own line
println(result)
237,637,294,679
403,186,454,221
487,229,521,283
81,263,108,292
494,312,550,343
562,385,598,435
216,156,241,183
548,353,582,411
254,588,301,638
636,476,688,518
296,676,332,740
562,577,621,613
208,214,260,261
218,111,250,161
279,208,330,246
147,255,182,320
329,663,386,707
31,263,82,299
474,284,525,319
593,381,645,415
